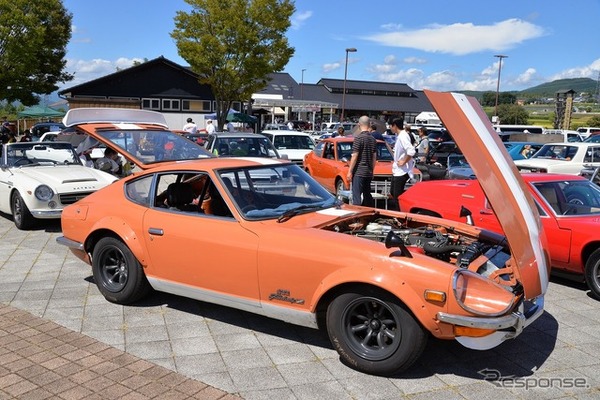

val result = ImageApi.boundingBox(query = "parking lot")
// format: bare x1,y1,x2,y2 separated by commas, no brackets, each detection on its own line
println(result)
1,215,599,399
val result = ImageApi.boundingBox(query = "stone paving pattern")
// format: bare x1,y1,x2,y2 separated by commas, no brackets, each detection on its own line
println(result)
0,217,599,399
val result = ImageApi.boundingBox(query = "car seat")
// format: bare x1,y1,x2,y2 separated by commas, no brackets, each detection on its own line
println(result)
166,182,197,212
218,143,229,156
537,184,564,214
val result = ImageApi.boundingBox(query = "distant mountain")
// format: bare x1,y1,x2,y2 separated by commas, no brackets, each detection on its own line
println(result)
458,78,598,100
519,78,597,97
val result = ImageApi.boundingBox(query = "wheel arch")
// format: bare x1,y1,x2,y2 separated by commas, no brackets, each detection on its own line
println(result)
313,281,433,334
581,242,600,271
83,218,149,267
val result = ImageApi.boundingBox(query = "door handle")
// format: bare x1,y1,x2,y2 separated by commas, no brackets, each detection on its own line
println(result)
148,228,164,236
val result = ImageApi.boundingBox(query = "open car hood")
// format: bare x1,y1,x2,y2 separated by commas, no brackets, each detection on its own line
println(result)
63,108,214,170
425,90,549,298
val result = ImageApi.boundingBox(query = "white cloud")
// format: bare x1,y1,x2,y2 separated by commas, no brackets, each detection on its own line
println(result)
550,58,600,80
381,23,402,31
291,10,313,30
63,58,144,88
514,68,538,86
322,62,341,73
363,19,545,55
403,56,427,65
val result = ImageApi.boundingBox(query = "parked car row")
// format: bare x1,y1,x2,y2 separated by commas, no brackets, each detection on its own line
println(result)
53,96,549,376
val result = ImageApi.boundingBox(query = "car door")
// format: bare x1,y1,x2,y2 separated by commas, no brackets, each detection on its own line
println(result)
141,172,260,303
309,141,339,192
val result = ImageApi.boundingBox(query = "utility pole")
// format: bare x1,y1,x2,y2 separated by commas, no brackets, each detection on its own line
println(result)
494,55,508,120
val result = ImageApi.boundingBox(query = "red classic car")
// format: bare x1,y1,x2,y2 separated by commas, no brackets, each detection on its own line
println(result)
399,174,600,298
303,136,421,203
56,94,548,376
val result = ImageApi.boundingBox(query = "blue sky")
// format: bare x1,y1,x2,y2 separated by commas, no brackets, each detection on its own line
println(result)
61,0,600,93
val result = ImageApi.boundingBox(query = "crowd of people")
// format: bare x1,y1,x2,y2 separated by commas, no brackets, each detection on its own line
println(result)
344,116,431,210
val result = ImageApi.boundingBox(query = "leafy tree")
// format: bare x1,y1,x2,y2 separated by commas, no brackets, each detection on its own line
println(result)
586,115,600,127
481,91,517,109
171,0,295,130
496,104,529,125
0,0,73,105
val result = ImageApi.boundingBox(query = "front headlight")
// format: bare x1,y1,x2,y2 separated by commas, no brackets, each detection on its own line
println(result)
452,269,516,317
35,185,54,201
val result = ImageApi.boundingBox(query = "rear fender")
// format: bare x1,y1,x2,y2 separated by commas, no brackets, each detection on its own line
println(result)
85,216,149,266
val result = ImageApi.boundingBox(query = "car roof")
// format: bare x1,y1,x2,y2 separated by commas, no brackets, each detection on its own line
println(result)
260,130,313,137
210,132,267,138
520,173,587,182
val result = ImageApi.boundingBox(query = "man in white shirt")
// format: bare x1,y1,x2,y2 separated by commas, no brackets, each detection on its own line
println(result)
205,119,216,134
183,118,197,134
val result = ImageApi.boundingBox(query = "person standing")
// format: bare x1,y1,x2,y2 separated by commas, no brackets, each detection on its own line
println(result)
205,119,216,134
369,123,385,141
415,126,429,162
332,126,345,138
347,116,377,207
183,118,198,134
226,121,235,132
389,118,416,210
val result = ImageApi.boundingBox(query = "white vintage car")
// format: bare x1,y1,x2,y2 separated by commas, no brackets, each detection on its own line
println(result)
0,141,117,229
514,142,600,174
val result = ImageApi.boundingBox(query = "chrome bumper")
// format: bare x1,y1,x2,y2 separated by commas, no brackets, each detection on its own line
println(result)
31,210,62,219
437,295,544,338
56,236,84,251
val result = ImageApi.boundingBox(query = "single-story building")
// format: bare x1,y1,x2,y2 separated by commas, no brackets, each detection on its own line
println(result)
58,56,434,130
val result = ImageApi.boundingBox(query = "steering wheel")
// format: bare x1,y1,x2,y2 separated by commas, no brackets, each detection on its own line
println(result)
13,158,33,166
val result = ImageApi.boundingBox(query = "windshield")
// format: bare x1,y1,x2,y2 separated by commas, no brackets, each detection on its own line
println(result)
213,136,279,157
270,135,315,150
532,144,577,160
93,129,213,164
218,164,335,220
533,180,600,216
4,142,82,167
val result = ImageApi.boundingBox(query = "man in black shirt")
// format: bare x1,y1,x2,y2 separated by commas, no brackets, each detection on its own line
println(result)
347,116,377,206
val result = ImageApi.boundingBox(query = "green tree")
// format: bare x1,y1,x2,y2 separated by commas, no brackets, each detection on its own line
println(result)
171,0,295,130
0,0,73,105
586,115,600,127
496,104,529,125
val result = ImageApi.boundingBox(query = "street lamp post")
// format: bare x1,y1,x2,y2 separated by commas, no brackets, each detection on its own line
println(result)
494,54,508,120
341,47,357,122
301,68,306,99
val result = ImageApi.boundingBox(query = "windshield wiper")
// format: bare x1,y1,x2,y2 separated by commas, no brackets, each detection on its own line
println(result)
277,204,325,223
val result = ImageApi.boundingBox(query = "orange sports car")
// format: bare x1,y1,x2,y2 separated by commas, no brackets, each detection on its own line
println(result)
57,97,549,376
304,136,421,203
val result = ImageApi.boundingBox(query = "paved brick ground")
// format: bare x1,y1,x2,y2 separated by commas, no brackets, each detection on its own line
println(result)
0,304,239,399
1,217,600,399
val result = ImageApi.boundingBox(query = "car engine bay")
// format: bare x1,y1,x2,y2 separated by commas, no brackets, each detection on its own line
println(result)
325,214,517,287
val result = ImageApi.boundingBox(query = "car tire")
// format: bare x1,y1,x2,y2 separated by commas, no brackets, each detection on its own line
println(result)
326,289,427,376
92,237,151,304
336,179,349,204
11,191,35,230
584,249,600,299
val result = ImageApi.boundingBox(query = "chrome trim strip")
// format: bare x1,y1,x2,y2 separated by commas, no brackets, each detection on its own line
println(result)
147,277,318,329
31,210,62,218
56,236,84,251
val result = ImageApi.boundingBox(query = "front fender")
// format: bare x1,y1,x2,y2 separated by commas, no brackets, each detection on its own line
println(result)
310,262,450,336
86,216,149,266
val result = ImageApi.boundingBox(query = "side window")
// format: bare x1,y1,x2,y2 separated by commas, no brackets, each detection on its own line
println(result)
323,143,335,159
125,175,153,206
153,172,233,218
313,141,324,157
